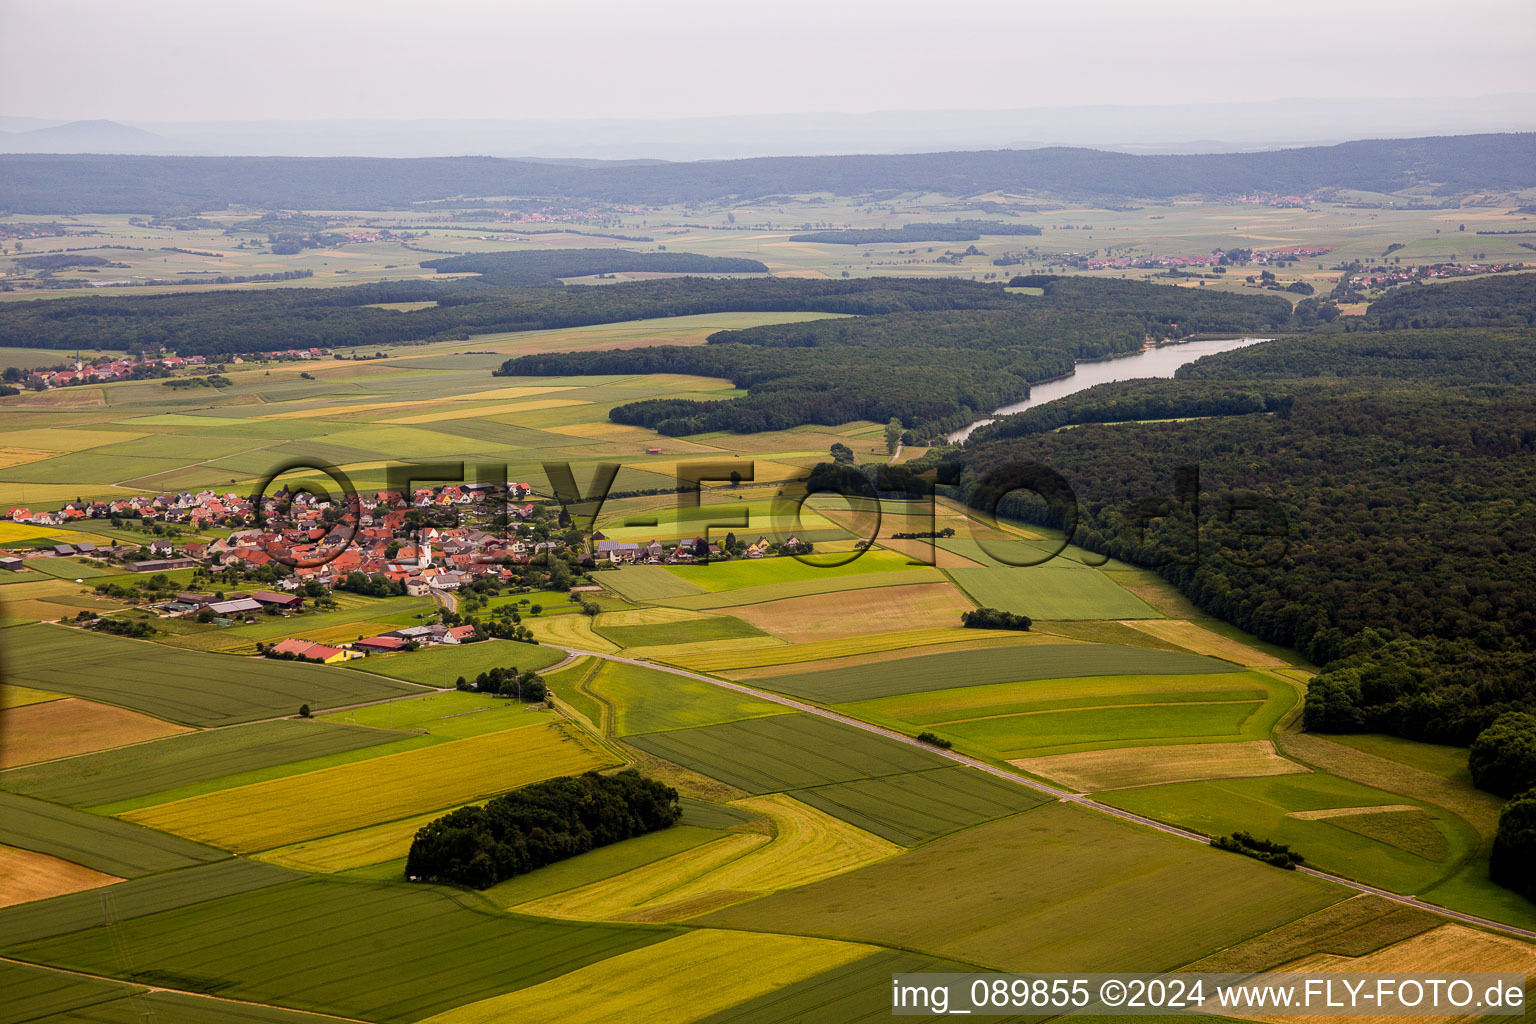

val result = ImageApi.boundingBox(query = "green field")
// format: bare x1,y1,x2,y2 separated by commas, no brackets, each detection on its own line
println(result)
625,713,947,793
1101,773,1474,895
3,623,422,726
657,567,948,611
0,791,226,878
0,858,301,946
664,550,916,593
947,564,1161,620
0,719,405,807
481,824,726,907
695,949,1018,1024
586,658,794,736
322,691,557,738
699,802,1344,973
0,960,144,1024
4,877,676,1024
757,643,1234,702
596,564,707,601
349,639,567,686
598,614,766,648
841,671,1295,758
793,766,1053,845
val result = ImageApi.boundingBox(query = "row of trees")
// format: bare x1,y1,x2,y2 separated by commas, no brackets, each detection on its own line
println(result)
405,770,681,888
421,248,766,285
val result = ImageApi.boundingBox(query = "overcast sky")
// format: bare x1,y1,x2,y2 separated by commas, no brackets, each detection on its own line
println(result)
4,0,1535,122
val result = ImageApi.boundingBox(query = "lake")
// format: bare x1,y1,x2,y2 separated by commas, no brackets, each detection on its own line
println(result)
949,335,1273,443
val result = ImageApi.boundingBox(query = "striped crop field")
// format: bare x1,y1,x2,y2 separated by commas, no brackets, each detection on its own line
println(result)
122,721,617,852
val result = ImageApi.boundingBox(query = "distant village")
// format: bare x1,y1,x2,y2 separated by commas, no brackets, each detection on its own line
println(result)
11,349,326,390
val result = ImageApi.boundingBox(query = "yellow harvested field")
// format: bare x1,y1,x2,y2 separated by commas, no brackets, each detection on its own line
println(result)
440,385,578,402
1011,740,1309,792
0,447,63,470
0,428,143,451
261,398,427,419
729,582,976,643
418,928,877,1024
0,521,68,543
124,721,616,853
711,629,1066,678
0,843,121,909
525,613,620,653
384,398,589,424
1242,925,1536,1024
1288,804,1419,821
1119,619,1287,667
258,808,452,873
1,697,189,768
1,685,63,709
519,793,899,922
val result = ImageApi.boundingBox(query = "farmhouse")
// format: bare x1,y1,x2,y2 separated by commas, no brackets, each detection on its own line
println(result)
248,591,304,611
209,598,263,616
354,635,406,653
131,557,199,572
269,638,357,663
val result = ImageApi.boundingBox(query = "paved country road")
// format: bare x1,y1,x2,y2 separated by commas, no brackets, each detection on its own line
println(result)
550,643,1536,943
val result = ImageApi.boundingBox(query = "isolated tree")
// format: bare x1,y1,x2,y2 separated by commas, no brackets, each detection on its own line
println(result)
1490,789,1536,899
885,418,903,455
830,442,855,465
1470,712,1536,797
298,704,311,718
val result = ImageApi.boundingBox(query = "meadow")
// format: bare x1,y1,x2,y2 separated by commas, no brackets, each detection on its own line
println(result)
4,623,421,726
482,825,727,907
1102,772,1471,895
624,713,947,794
123,720,615,852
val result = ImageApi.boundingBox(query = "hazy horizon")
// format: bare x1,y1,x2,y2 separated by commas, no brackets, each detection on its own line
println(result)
3,0,1534,125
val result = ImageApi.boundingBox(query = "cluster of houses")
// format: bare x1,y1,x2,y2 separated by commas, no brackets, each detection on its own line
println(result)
18,354,211,390
593,533,788,564
10,490,256,531
3,481,546,591
1349,260,1527,291
268,622,479,664
1045,245,1334,274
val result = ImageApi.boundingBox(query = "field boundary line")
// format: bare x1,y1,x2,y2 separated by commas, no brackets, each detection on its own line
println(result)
549,643,1536,942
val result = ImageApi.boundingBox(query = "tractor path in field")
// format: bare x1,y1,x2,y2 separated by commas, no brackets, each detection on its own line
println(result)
550,643,1536,942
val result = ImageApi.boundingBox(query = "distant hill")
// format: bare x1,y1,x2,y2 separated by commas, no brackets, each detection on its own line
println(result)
2,133,1534,213
0,119,178,155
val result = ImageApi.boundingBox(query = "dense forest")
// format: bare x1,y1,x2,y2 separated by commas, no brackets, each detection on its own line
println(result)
3,133,1534,212
945,327,1536,745
405,769,680,888
0,275,1015,356
1354,272,1536,329
500,281,1293,437
788,221,1042,244
420,248,767,285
